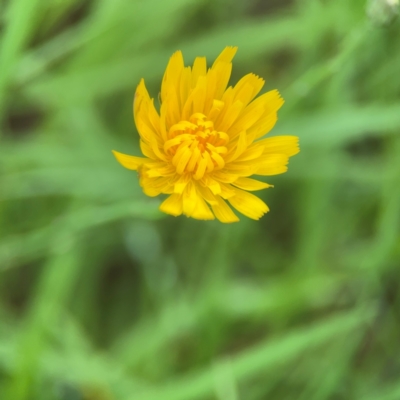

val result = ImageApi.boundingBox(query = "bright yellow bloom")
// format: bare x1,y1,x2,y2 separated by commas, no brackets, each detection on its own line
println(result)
113,47,299,223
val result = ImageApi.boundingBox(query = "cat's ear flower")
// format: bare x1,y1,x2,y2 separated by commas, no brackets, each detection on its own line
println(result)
113,47,299,223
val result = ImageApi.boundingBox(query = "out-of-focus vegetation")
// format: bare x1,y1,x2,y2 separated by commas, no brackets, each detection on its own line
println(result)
0,0,400,399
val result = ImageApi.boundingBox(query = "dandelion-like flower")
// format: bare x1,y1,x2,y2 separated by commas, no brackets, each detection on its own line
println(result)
113,47,299,223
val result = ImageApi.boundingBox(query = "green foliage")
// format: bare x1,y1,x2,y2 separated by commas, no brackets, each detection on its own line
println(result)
0,0,400,399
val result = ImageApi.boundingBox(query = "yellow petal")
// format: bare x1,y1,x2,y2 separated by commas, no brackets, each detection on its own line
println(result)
141,177,173,197
161,51,184,104
139,137,168,162
140,140,157,160
173,174,190,194
165,87,181,130
191,195,215,220
219,183,236,199
192,76,207,114
147,99,162,135
242,90,283,140
112,150,148,170
210,61,232,102
216,100,244,133
257,89,284,113
159,101,168,142
235,145,265,162
225,131,247,163
212,171,237,183
228,90,283,138
204,176,221,195
159,194,183,216
181,85,201,121
145,163,175,178
211,196,239,223
228,188,269,220
228,102,265,139
257,136,300,157
210,151,225,169
255,154,289,176
212,87,233,127
193,154,208,180
143,187,160,197
232,177,272,191
232,73,264,107
192,57,207,87
204,151,214,173
175,147,192,175
196,185,219,205
180,66,192,112
212,46,238,67
133,79,148,122
203,69,217,114
150,138,168,161
208,99,225,121
134,80,162,144
182,182,198,216
223,160,258,176
246,113,278,142
186,146,201,172
211,46,237,100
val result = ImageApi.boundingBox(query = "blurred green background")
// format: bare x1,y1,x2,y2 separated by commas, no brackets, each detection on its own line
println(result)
1,0,400,399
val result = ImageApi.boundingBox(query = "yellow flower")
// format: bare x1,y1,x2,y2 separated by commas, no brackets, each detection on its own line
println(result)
113,47,299,223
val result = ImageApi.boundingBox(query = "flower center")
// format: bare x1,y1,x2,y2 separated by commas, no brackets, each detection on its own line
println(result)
164,113,228,179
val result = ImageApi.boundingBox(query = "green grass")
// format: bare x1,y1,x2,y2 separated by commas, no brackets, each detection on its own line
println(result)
1,0,400,399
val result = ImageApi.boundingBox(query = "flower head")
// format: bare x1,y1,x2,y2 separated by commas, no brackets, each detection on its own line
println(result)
113,47,299,223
